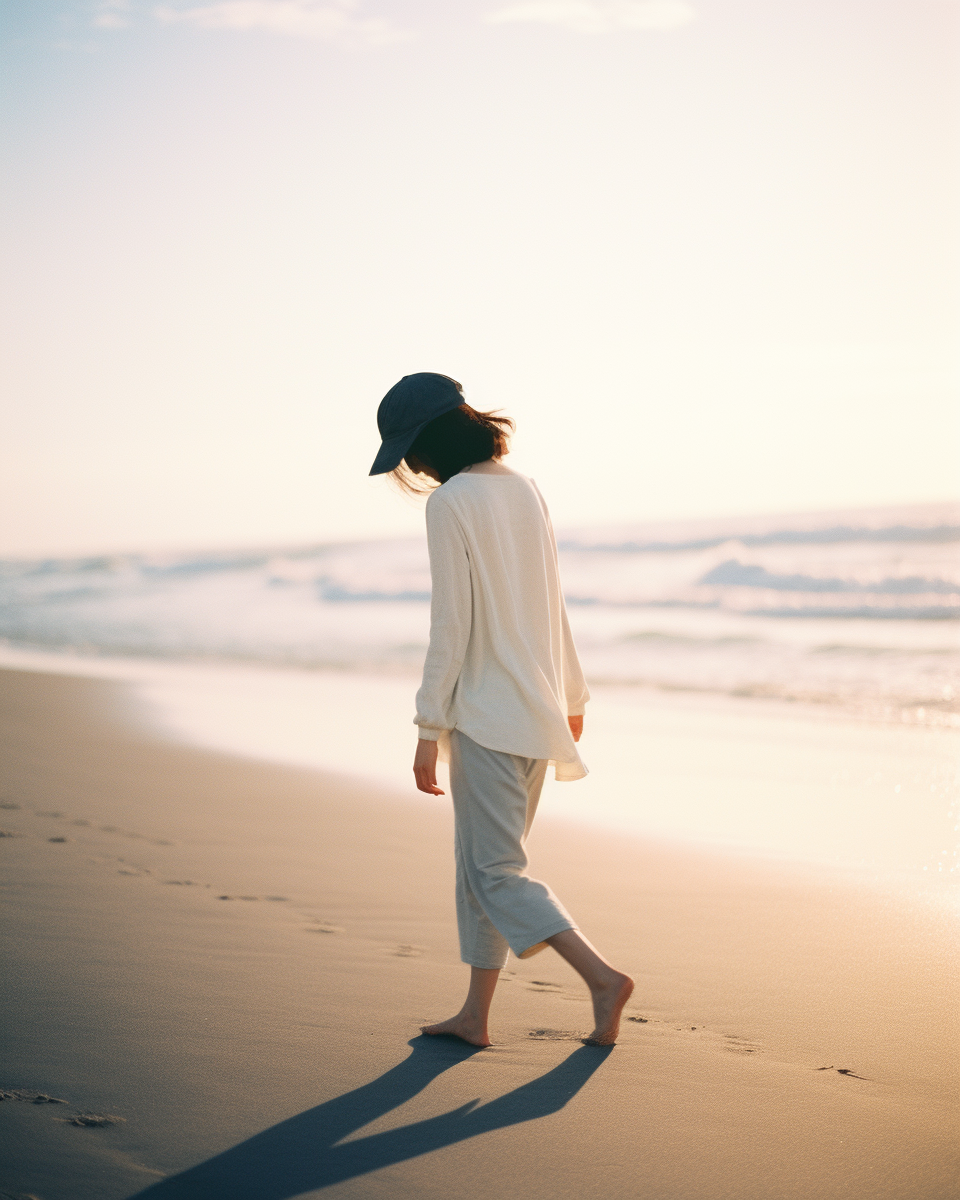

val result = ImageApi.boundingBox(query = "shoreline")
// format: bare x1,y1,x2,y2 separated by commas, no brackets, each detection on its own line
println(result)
2,639,957,730
1,645,957,880
0,666,957,1198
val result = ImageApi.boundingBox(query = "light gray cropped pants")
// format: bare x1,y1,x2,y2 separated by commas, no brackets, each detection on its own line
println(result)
449,729,577,970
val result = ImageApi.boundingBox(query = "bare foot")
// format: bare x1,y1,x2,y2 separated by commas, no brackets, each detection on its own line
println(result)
582,971,634,1046
421,1015,491,1048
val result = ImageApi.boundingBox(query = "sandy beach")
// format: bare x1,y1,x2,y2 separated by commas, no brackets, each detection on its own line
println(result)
4,0,957,1192
1,665,957,1199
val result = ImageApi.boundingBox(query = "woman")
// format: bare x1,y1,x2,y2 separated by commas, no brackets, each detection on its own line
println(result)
370,372,633,1047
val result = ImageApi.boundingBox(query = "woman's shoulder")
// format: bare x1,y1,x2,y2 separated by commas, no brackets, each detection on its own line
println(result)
438,467,546,520
446,463,533,490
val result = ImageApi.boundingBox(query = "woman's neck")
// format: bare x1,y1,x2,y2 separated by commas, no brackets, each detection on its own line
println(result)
460,459,516,476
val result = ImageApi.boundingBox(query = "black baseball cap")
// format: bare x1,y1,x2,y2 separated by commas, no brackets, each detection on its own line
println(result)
369,373,464,476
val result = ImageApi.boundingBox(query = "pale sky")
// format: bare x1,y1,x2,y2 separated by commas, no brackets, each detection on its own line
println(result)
1,0,957,556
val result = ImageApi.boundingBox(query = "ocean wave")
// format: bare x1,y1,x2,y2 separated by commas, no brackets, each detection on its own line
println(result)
558,522,960,553
699,559,959,595
1,502,957,725
316,577,431,604
744,604,959,620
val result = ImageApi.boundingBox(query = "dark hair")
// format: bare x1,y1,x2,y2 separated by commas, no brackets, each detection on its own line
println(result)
390,404,514,496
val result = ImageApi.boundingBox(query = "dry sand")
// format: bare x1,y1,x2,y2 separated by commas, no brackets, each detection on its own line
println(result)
0,666,957,1200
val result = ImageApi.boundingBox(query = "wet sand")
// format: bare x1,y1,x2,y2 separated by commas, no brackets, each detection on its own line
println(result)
0,667,957,1199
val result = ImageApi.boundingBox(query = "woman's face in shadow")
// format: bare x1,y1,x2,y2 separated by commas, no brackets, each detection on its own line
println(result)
406,454,442,483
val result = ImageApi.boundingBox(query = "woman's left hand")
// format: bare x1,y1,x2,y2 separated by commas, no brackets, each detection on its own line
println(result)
568,715,583,742
413,738,446,795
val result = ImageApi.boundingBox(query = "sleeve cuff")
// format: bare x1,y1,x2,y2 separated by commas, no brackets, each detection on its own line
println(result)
567,705,586,717
416,727,443,741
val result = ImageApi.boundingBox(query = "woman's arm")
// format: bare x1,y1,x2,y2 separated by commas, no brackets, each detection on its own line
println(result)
413,738,444,795
413,493,472,792
531,478,590,728
560,601,590,721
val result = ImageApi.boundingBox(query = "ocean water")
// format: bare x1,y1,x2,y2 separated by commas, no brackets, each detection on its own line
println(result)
2,501,958,881
1,646,956,884
1,501,957,725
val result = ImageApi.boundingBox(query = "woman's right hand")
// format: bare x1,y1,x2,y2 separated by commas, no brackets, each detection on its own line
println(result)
413,738,446,795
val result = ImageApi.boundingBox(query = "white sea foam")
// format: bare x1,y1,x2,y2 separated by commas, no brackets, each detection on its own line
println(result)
4,500,955,881
1,501,956,723
1,645,956,883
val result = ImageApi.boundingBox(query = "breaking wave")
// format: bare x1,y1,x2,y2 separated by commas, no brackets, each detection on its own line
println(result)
1,501,957,724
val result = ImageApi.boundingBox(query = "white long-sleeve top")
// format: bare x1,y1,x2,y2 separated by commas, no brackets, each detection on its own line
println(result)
414,463,589,781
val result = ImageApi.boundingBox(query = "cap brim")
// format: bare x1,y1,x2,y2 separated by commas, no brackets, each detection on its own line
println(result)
369,426,426,476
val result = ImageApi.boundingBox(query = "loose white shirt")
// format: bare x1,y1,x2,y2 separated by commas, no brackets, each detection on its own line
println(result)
414,462,589,781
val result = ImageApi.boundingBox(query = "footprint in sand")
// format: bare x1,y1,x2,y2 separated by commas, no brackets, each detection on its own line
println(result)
625,1015,680,1031
117,858,153,872
103,826,169,842
391,945,425,957
625,1018,761,1052
47,836,73,844
0,800,22,810
0,1090,69,1104
527,1029,584,1041
0,829,23,838
304,922,344,933
815,1066,870,1079
2,1087,126,1130
526,980,563,992
725,1036,760,1054
66,1112,126,1127
38,811,67,819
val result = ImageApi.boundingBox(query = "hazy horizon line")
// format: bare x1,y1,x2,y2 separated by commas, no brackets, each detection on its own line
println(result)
3,496,957,565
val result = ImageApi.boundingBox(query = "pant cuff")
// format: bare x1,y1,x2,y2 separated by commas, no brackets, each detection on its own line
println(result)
462,956,509,970
513,919,577,960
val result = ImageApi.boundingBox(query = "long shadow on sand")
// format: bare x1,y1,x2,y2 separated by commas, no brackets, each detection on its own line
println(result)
130,1036,611,1198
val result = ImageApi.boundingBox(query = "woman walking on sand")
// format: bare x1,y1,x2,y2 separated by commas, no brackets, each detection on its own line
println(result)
370,372,634,1047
